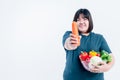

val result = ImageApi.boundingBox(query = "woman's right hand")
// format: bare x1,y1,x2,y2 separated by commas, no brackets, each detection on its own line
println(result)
64,33,81,50
69,33,81,47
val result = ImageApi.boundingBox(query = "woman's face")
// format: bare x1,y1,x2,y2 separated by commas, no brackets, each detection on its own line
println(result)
77,14,89,33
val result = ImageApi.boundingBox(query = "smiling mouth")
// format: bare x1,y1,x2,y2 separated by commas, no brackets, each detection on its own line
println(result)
79,25,85,28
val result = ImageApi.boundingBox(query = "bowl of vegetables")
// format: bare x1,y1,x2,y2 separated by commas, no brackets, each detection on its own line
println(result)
79,50,112,71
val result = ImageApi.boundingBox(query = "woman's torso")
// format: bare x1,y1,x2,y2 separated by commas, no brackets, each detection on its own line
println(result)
63,31,110,80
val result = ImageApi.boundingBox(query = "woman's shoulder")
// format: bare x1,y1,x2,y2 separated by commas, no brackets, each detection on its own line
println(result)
91,32,104,38
63,31,72,36
91,32,103,36
65,31,72,34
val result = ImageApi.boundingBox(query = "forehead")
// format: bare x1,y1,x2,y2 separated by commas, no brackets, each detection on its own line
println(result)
78,14,85,19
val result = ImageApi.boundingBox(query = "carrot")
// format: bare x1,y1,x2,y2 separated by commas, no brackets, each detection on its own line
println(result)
72,21,80,46
72,21,79,36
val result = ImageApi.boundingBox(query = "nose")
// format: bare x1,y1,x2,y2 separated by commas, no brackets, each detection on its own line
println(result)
80,19,84,24
78,20,84,25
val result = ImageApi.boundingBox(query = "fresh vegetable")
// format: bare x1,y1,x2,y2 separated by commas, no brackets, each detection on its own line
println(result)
72,21,80,46
88,56,103,69
107,55,112,62
89,50,98,57
96,53,100,57
100,50,112,63
89,50,100,57
79,51,89,61
79,50,112,72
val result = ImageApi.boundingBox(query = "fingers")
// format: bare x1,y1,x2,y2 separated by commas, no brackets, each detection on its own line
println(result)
70,38,78,44
70,33,78,38
89,63,107,73
89,64,102,73
70,33,81,38
69,34,78,44
69,33,81,43
98,61,106,65
90,61,106,69
90,68,101,73
90,70,101,73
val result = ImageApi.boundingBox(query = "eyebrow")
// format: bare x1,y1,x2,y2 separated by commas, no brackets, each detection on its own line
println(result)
77,16,86,20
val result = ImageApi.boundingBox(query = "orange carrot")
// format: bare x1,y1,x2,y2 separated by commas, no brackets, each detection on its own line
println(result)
72,21,79,36
72,21,80,46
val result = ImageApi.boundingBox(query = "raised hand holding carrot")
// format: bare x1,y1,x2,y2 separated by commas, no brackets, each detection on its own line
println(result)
72,21,80,46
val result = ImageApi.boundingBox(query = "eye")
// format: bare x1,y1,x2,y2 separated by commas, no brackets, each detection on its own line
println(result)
77,19,80,21
84,18,88,20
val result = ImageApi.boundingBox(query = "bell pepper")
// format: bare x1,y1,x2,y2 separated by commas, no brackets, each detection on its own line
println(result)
79,51,89,61
89,50,97,57
100,50,112,63
100,50,108,58
107,55,112,62
96,52,100,57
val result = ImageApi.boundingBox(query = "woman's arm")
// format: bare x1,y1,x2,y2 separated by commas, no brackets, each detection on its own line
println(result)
64,34,80,50
105,53,115,71
64,37,77,50
90,53,115,73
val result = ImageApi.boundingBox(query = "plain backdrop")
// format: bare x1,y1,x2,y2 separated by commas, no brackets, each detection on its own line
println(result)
0,0,120,80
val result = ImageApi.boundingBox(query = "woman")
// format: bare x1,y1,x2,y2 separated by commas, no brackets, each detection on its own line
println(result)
62,8,115,80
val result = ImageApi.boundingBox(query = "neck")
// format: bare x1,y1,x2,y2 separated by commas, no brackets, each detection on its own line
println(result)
81,33,90,36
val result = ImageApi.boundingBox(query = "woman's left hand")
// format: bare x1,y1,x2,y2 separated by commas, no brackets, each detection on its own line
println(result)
90,62,110,73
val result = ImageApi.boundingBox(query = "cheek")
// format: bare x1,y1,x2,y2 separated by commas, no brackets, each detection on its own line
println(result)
86,22,89,28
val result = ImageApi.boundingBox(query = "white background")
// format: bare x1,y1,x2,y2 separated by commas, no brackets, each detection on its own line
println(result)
0,0,120,80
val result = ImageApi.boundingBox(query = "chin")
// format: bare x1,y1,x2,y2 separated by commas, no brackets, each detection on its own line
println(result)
79,30,87,33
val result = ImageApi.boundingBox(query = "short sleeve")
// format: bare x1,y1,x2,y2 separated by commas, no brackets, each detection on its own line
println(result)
100,35,112,53
62,31,71,47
